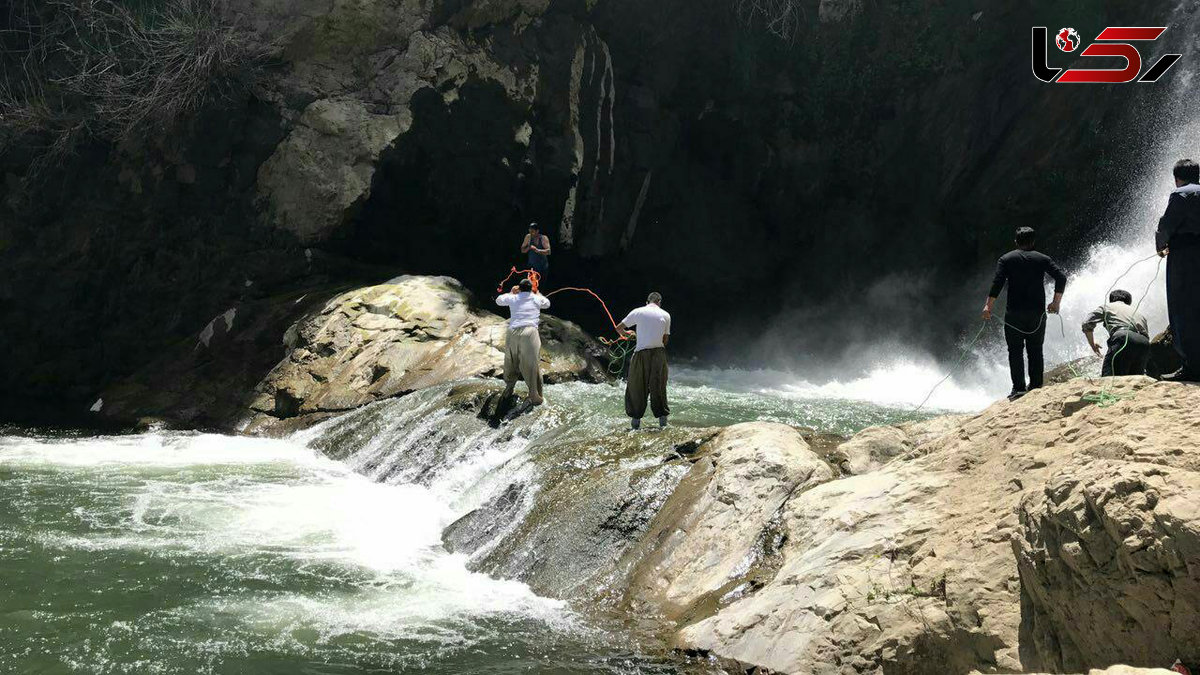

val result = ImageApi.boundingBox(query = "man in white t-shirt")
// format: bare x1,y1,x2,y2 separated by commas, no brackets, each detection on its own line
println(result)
495,278,550,405
617,292,671,430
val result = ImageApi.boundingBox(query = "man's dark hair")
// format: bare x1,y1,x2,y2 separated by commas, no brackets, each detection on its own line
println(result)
1174,159,1200,184
1109,289,1133,305
528,222,540,231
519,279,533,292
647,292,663,305
1014,227,1037,249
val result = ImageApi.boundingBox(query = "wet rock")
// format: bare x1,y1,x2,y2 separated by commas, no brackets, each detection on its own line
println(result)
1046,355,1101,384
443,482,528,555
465,426,722,600
622,423,834,625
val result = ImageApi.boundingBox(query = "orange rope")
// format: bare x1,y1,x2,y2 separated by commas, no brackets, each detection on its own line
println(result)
495,268,628,344
545,287,628,345
496,267,542,294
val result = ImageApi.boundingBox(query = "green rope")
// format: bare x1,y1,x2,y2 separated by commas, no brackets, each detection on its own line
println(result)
1082,254,1163,407
606,339,635,376
915,253,1162,412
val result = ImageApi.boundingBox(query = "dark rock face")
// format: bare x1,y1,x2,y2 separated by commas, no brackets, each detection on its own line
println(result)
0,0,1176,423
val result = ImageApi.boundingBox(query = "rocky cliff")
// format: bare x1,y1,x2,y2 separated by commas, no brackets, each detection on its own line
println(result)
0,0,1176,423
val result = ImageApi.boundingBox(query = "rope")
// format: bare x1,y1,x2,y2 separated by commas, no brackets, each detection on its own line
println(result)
1082,254,1162,407
914,253,1162,412
495,268,635,376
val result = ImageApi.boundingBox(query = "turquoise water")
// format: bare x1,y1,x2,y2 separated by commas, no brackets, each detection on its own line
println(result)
0,376,942,674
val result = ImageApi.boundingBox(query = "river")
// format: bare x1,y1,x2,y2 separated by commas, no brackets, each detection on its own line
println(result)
0,370,946,674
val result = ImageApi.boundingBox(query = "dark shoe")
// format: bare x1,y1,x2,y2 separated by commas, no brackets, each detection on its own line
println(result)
630,418,641,431
1007,390,1027,401
658,416,668,428
1162,368,1200,383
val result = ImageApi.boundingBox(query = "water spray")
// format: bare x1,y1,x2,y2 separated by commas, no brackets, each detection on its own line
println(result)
914,253,1164,412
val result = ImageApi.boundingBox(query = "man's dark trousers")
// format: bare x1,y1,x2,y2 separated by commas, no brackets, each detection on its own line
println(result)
1005,310,1046,392
1102,330,1150,376
1168,244,1200,372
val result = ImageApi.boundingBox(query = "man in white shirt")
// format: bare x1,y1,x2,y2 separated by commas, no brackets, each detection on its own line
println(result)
495,279,551,405
617,292,671,430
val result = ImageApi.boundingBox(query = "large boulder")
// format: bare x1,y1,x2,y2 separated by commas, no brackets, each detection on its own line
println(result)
621,423,834,624
662,378,1200,674
242,275,609,432
97,275,608,432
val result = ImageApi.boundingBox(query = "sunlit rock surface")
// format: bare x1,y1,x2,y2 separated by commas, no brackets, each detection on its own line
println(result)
98,275,607,432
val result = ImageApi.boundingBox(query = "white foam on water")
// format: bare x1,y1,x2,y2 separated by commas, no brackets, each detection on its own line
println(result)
1,432,568,638
674,361,998,413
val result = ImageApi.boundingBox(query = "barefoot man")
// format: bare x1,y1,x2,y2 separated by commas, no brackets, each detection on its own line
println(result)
496,278,550,405
617,292,671,430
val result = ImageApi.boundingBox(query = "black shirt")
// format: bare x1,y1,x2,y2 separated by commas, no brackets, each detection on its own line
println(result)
988,249,1068,314
1155,183,1200,251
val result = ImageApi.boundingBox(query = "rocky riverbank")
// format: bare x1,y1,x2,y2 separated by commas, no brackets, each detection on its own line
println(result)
79,267,1200,674
286,352,1200,675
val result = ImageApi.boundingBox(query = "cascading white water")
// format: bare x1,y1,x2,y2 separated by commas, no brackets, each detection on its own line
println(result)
1031,6,1200,370
783,10,1200,409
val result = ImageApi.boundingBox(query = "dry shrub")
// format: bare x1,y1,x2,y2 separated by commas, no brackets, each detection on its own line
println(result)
0,0,264,174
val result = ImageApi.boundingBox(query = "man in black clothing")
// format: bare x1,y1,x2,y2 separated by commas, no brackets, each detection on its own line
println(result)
1155,159,1200,382
982,227,1068,400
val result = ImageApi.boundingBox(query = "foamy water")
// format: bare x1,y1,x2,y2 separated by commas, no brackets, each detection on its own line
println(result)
0,431,643,673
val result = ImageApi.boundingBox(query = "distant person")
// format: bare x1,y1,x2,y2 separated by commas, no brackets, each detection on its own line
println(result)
495,279,550,406
982,226,1068,400
521,222,551,283
1155,158,1200,382
617,292,671,430
1082,290,1151,376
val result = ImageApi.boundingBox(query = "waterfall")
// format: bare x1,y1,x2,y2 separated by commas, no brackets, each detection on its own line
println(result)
1038,5,1200,368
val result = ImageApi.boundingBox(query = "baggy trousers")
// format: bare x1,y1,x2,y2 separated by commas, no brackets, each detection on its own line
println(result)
503,326,543,403
1102,330,1150,376
625,347,669,420
1167,246,1200,371
1004,310,1046,392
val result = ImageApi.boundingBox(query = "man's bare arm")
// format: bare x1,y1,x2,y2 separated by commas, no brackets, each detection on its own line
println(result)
982,296,996,321
520,234,532,253
1047,291,1063,314
1084,328,1102,356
